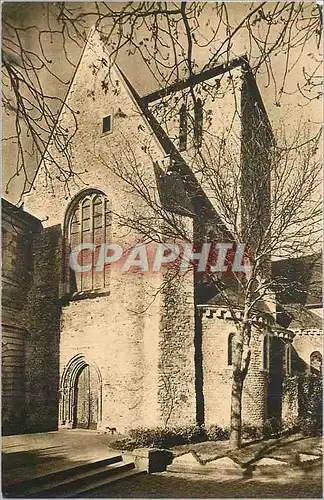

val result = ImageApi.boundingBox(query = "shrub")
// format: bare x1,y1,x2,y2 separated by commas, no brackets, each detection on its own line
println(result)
299,374,322,437
263,417,281,439
281,415,299,435
241,424,263,441
110,437,137,451
204,424,230,441
111,424,205,450
110,423,235,450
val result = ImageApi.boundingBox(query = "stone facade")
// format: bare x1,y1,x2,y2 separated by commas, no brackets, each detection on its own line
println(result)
21,30,196,433
2,30,322,436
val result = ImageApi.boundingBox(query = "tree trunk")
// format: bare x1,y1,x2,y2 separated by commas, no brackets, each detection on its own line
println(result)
230,374,243,449
229,319,251,449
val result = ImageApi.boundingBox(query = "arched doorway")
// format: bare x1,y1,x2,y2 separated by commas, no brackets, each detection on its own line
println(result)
74,364,100,429
59,355,102,430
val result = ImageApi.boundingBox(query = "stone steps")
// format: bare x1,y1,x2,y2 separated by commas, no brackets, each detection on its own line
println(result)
3,454,146,497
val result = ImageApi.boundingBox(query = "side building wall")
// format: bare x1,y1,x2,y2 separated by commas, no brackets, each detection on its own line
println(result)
2,200,41,435
200,308,268,430
292,330,323,371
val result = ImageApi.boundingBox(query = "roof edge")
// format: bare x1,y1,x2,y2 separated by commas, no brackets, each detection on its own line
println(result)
2,197,42,227
141,55,248,104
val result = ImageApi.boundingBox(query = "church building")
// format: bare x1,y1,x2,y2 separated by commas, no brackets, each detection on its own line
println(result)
2,30,322,436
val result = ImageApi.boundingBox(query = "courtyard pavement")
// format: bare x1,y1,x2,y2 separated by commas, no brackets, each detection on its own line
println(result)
87,462,323,498
2,431,322,497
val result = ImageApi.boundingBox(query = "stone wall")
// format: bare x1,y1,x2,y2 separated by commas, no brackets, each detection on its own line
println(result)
2,200,41,434
158,268,196,427
201,310,233,428
22,226,62,432
292,330,323,371
201,309,268,429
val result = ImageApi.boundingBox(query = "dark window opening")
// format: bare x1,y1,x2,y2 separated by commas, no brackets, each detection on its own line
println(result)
263,334,269,371
102,115,111,133
179,104,187,151
194,98,203,148
285,344,291,375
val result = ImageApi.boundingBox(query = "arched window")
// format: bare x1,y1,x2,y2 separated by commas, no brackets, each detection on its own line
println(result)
285,343,291,375
228,333,235,366
179,103,187,152
194,98,203,148
262,334,270,371
65,190,111,295
310,351,322,375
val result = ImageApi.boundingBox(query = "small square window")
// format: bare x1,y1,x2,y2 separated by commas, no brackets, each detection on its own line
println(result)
102,115,111,134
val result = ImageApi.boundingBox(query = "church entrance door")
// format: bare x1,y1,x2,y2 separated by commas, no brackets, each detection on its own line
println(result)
74,364,99,429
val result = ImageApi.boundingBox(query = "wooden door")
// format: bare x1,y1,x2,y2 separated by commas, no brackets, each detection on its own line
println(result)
75,365,90,428
89,365,99,429
74,364,99,429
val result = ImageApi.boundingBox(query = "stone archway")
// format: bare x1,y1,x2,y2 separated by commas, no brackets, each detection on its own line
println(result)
59,354,102,429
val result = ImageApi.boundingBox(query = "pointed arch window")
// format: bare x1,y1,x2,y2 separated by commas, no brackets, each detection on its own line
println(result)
179,103,188,151
310,351,322,375
262,333,270,371
228,333,235,366
65,190,111,296
285,343,292,375
194,98,203,148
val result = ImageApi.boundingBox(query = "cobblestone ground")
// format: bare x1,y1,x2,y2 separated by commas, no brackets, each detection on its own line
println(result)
90,461,322,498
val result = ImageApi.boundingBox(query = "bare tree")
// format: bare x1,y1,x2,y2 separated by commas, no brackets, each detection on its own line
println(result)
2,2,322,199
93,111,321,448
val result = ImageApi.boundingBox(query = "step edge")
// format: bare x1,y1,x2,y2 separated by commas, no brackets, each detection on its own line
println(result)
4,456,123,493
68,469,147,497
23,462,136,496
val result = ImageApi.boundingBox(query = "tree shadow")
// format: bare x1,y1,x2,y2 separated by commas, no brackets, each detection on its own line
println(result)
2,446,95,494
89,461,322,498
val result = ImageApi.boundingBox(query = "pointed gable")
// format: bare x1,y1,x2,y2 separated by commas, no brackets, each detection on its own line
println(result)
24,29,168,227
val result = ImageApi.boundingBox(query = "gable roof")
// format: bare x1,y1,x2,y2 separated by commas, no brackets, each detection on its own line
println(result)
278,303,322,330
2,198,41,230
141,56,246,104
27,29,272,244
272,253,322,307
117,65,235,236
